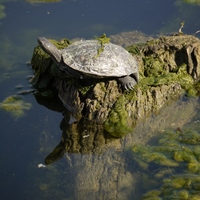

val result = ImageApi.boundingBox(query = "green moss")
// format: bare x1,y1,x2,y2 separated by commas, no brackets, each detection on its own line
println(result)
51,38,71,49
96,33,110,44
127,39,200,97
126,43,144,55
104,95,133,137
143,57,166,77
0,95,32,119
176,65,198,96
142,62,199,96
94,34,110,58
140,56,199,96
78,84,92,96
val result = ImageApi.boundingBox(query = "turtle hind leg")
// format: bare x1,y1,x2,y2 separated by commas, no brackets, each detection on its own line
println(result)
118,75,137,91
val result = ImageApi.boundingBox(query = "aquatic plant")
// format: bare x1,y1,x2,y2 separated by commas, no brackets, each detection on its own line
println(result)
0,4,6,20
131,127,200,199
183,0,200,5
26,0,61,3
0,95,32,119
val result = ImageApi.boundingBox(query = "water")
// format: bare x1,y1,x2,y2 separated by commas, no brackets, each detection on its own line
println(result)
0,0,200,199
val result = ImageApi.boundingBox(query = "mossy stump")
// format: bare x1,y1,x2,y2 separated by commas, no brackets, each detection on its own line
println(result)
31,34,200,137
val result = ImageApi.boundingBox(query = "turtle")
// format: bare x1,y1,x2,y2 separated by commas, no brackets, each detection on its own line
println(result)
37,37,139,90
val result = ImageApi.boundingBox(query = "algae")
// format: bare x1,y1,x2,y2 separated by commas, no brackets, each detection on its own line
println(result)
143,174,200,200
127,39,200,96
94,34,110,58
0,4,6,19
131,126,200,199
143,57,167,78
183,0,200,5
26,0,60,3
104,95,133,137
126,43,143,55
132,128,200,171
0,95,32,119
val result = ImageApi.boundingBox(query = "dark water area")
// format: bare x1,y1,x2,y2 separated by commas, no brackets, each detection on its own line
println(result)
0,0,200,199
2,0,175,39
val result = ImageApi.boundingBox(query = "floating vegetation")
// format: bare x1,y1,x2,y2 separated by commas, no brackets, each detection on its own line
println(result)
131,127,200,199
143,174,200,200
0,4,6,20
26,0,61,3
183,0,200,5
0,95,32,119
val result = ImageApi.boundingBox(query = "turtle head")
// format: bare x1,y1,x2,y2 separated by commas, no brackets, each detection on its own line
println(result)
37,37,61,63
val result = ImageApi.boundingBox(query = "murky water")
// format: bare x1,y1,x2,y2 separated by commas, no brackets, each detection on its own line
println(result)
0,1,200,199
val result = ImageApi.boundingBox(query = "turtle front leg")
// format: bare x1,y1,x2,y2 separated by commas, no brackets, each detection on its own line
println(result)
118,75,137,90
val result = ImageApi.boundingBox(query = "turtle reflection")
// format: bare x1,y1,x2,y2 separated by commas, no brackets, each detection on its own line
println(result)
34,93,119,165
45,113,111,165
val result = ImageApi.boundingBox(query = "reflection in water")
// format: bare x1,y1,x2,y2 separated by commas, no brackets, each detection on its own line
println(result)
132,114,200,199
34,86,200,199
0,4,6,19
0,95,32,119
35,92,116,165
1,1,200,199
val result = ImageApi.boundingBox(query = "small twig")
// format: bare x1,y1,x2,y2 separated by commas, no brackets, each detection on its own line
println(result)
193,30,200,36
178,21,185,34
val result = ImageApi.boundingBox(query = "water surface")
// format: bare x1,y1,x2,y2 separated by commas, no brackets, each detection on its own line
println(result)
0,1,200,199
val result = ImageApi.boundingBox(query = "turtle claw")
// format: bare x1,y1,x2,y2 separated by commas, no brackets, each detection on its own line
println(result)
120,76,137,91
124,84,128,91
118,75,138,91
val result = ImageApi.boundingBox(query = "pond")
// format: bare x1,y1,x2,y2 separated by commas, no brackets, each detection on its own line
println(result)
0,0,200,199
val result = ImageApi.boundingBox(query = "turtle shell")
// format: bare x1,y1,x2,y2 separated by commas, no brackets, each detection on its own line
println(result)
60,40,138,78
